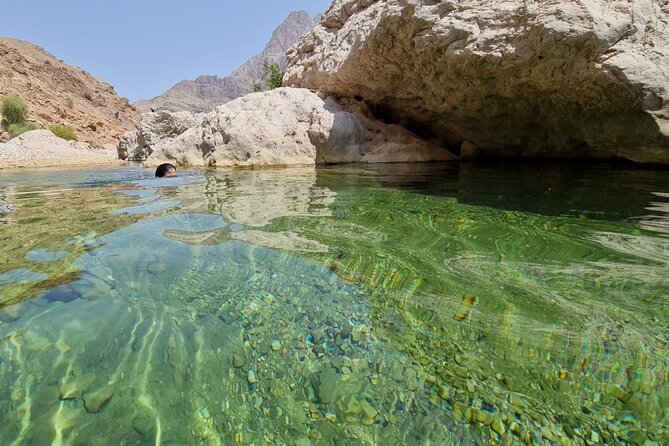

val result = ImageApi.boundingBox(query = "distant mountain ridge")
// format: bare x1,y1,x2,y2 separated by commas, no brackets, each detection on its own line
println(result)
135,11,319,113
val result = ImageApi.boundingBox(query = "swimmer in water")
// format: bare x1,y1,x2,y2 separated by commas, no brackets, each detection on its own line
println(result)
155,163,177,178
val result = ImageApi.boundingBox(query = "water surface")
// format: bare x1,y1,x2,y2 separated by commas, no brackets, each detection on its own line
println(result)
0,163,668,445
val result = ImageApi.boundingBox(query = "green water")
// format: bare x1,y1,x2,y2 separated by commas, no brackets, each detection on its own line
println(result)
0,163,667,445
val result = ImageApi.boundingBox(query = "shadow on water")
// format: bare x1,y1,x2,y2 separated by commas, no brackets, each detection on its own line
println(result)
317,161,669,224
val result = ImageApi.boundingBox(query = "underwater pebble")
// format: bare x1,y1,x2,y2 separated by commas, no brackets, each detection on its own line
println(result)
438,385,451,401
343,395,363,424
491,416,505,435
391,365,404,382
247,370,258,384
590,430,600,444
132,413,155,441
232,354,245,368
405,368,419,391
271,340,281,351
542,426,557,442
361,399,378,426
317,368,340,404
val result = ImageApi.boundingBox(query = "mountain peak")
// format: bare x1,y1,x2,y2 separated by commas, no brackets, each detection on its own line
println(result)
135,11,320,113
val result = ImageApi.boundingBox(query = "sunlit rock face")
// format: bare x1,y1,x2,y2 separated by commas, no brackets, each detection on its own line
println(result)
117,111,204,161
144,87,456,167
285,0,669,163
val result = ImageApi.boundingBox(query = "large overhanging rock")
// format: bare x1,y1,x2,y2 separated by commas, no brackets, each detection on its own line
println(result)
145,87,456,167
118,110,203,161
284,0,669,163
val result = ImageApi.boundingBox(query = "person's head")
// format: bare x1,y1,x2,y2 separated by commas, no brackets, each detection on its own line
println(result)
155,163,177,178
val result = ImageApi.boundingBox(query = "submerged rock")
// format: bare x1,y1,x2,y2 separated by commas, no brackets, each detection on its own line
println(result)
132,412,156,442
338,394,378,426
247,370,258,384
316,367,341,404
59,372,95,400
232,354,246,368
83,384,115,413
0,302,26,322
285,0,669,164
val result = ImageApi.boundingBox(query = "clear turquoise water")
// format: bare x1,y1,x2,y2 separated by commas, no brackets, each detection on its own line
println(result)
0,163,668,445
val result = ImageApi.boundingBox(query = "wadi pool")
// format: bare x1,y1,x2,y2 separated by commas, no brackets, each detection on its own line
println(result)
0,163,668,445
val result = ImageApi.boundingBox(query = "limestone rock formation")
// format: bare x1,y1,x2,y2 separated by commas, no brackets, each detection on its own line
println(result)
285,0,669,164
144,87,455,167
0,130,120,169
135,11,320,113
118,110,204,161
0,38,139,149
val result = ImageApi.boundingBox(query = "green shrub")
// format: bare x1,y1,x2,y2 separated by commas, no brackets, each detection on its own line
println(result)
8,122,38,138
2,95,29,127
49,124,78,141
252,61,283,92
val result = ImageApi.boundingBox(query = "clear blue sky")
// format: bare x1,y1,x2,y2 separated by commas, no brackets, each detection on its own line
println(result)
1,0,331,102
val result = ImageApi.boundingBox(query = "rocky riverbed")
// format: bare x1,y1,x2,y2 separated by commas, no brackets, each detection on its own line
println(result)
1,165,667,445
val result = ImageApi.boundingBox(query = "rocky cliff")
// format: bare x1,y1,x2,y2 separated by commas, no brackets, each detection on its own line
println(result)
123,88,455,166
285,0,669,164
117,110,204,161
0,38,139,149
135,11,319,113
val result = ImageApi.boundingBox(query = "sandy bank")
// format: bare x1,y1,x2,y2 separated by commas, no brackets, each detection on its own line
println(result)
0,130,124,169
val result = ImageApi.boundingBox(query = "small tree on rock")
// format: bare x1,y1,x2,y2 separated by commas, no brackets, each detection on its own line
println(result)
252,61,283,92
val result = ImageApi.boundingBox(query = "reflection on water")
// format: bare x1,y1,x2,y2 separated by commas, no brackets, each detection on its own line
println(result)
0,163,668,445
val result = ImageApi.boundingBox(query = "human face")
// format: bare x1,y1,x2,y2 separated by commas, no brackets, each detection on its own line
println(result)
164,168,177,178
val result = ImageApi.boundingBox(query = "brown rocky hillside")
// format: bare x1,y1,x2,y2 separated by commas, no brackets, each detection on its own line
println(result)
0,37,139,148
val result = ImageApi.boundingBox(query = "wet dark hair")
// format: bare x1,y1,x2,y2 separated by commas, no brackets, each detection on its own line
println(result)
155,163,176,178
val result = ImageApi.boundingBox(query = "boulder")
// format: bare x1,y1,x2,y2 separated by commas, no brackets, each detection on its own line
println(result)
3,129,92,151
460,141,480,161
145,87,455,167
117,110,203,161
285,0,669,164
